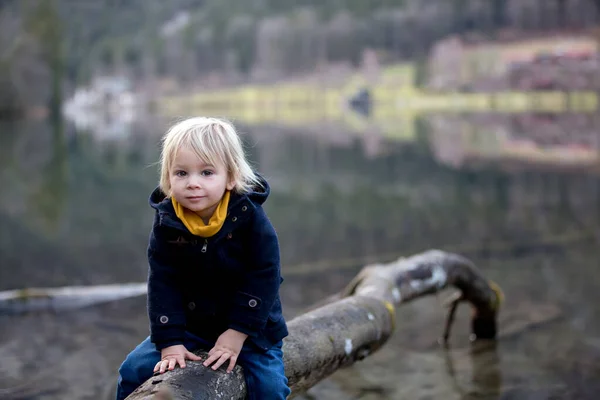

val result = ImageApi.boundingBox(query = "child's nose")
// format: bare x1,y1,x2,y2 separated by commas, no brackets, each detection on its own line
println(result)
187,177,202,188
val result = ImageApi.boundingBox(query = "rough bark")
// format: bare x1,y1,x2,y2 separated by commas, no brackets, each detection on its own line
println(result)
126,250,501,400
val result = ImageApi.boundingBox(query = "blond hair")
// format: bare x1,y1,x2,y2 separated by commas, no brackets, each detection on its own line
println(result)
159,117,261,195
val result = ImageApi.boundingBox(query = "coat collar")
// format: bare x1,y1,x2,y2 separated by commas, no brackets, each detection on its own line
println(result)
149,176,270,241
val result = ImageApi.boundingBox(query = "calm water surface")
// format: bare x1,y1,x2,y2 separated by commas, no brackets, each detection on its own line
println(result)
0,114,599,399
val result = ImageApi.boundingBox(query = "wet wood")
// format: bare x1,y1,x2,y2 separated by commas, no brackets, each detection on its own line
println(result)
126,250,501,400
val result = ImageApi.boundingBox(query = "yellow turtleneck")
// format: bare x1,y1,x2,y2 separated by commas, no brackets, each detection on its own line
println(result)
171,191,230,237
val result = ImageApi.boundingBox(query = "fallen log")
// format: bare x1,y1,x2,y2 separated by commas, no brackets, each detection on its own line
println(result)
0,283,147,314
126,250,502,400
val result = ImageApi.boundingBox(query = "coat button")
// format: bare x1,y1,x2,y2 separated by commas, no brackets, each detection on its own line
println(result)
188,302,196,310
242,206,248,212
227,233,233,239
248,299,258,308
232,216,237,222
159,315,169,324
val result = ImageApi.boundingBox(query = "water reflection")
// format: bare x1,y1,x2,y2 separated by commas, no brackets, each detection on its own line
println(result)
444,341,502,399
0,114,599,399
428,113,600,172
0,119,165,290
32,118,69,230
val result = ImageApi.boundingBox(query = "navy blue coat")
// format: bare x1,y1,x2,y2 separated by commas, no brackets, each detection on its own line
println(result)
146,177,288,352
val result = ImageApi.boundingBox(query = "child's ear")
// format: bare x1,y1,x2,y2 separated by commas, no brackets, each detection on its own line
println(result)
226,178,235,191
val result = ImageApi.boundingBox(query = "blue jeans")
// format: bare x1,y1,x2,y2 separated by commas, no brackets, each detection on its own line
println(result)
116,332,290,400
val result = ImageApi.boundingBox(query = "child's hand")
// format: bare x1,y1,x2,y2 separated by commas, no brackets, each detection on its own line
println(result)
154,345,202,374
203,329,248,373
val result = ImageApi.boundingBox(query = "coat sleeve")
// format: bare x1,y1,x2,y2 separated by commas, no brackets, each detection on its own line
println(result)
227,207,282,338
147,214,187,350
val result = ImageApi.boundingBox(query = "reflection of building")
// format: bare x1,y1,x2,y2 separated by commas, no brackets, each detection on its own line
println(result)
63,76,141,140
428,34,599,91
429,115,600,172
428,36,466,91
508,51,600,91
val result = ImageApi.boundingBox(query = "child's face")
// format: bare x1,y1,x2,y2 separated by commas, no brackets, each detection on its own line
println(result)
169,146,235,220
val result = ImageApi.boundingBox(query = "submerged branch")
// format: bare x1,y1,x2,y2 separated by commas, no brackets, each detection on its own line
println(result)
0,283,147,314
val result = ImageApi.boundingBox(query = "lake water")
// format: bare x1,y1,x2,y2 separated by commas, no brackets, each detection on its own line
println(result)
0,113,599,399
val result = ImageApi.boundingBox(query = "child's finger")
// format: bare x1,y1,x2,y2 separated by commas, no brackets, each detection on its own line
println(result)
226,355,238,373
203,351,221,367
211,353,230,371
178,356,186,369
168,358,177,371
160,360,168,374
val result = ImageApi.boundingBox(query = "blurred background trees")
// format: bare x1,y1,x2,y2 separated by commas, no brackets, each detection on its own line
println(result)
1,0,600,117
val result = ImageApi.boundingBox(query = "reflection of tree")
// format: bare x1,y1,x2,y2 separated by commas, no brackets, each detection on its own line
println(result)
0,120,162,288
29,116,68,230
0,117,69,232
0,120,20,171
0,119,73,289
24,0,64,118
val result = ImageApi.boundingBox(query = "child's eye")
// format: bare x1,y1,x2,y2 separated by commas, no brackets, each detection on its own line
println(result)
175,170,187,177
201,170,214,176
